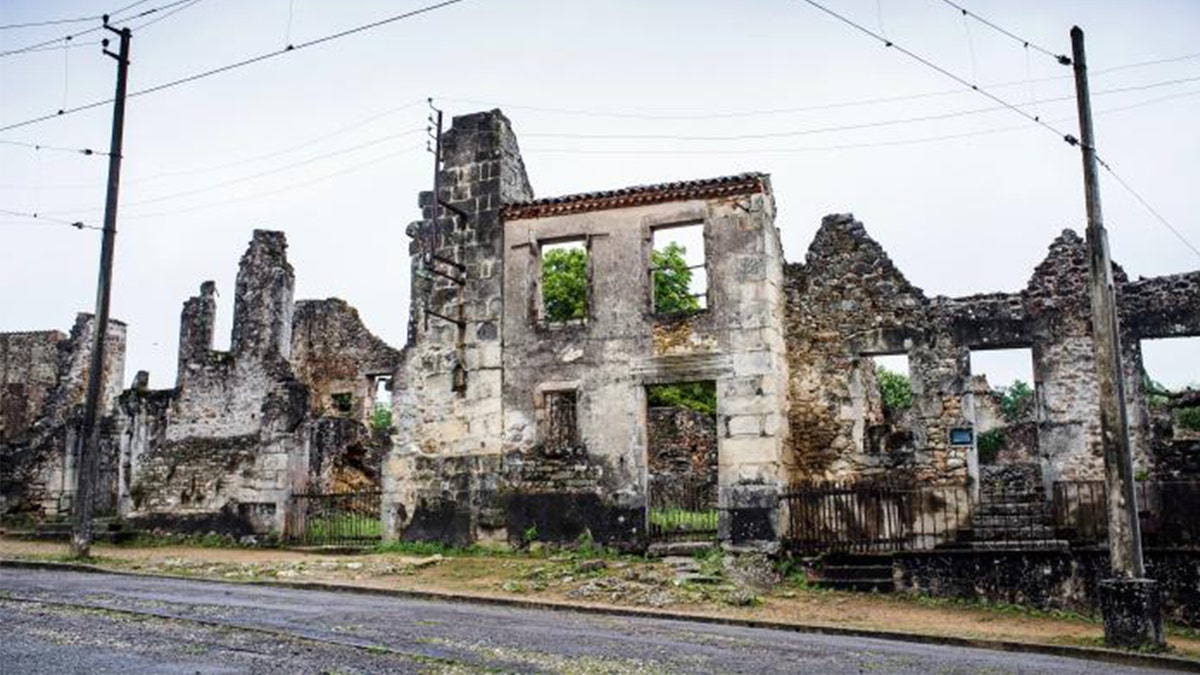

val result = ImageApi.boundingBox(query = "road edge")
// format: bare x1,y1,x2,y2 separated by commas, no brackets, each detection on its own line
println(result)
3,557,1197,673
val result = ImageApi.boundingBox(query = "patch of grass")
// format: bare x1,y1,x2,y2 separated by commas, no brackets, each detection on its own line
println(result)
649,507,718,533
305,514,382,542
908,593,1099,624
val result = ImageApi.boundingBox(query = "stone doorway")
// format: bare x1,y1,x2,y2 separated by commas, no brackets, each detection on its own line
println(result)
645,381,718,543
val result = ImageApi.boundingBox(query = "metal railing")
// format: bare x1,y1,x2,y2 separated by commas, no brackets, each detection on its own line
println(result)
1053,479,1200,548
285,490,382,546
781,481,970,555
647,474,719,542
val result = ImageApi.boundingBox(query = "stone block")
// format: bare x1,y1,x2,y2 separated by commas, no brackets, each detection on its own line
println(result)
1100,578,1165,650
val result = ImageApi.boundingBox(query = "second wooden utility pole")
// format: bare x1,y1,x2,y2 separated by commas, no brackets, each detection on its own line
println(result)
1069,25,1163,650
71,20,131,559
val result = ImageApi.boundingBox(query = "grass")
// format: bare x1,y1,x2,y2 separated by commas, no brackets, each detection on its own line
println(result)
648,507,718,533
303,514,382,542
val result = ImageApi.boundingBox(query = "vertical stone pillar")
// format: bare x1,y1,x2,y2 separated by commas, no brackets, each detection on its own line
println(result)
231,230,295,363
177,281,216,385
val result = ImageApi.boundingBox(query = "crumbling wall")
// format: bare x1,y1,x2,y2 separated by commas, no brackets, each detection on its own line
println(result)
292,298,401,422
783,214,963,484
784,219,1197,490
0,315,125,515
385,110,533,542
119,231,308,532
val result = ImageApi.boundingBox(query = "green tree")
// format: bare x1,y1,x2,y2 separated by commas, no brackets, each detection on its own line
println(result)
652,243,700,314
1000,380,1033,423
647,381,716,416
370,404,393,433
542,247,588,323
877,366,912,410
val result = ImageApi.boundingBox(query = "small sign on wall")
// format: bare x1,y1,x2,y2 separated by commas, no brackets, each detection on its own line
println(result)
949,427,974,446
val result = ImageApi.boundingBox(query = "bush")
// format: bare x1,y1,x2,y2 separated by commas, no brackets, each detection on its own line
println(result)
877,366,912,410
977,428,1006,464
1000,380,1033,423
1178,406,1200,432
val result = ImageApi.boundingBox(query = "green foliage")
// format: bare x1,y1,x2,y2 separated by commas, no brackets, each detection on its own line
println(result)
369,404,393,433
647,381,717,416
1178,406,1200,432
876,366,912,411
652,242,701,314
977,428,1006,465
541,246,588,323
649,507,719,533
523,523,540,545
1000,380,1034,423
331,392,353,415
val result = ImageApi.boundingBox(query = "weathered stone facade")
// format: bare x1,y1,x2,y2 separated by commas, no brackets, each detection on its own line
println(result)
783,215,1200,494
3,108,1197,556
0,314,125,515
113,231,399,534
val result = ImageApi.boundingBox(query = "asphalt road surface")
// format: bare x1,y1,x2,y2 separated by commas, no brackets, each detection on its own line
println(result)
0,567,1179,674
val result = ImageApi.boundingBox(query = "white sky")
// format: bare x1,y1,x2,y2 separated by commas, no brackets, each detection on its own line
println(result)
1,0,1197,390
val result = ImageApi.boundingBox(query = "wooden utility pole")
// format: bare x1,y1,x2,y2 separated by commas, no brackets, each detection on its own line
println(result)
1069,25,1162,649
71,20,131,559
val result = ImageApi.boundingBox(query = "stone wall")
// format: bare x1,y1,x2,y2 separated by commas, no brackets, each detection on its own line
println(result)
782,217,1198,491
119,231,308,530
292,298,401,423
896,548,1200,627
0,314,126,515
385,110,533,542
647,406,718,505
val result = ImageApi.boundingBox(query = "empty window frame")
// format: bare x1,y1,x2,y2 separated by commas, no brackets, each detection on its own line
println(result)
872,353,912,414
650,223,707,315
541,389,580,456
540,239,589,326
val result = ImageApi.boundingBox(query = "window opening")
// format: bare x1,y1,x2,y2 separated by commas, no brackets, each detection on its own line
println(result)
331,392,354,415
540,239,589,326
1140,337,1200,446
369,376,393,432
542,389,579,456
968,348,1036,465
651,223,707,314
867,353,913,454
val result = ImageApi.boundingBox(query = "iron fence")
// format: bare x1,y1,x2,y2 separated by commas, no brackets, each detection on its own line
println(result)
647,474,719,543
1052,479,1200,548
285,490,382,547
781,481,970,555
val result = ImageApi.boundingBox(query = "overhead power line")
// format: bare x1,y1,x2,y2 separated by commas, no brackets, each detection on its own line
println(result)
0,208,97,230
792,0,1078,147
517,76,1200,142
0,14,103,30
0,139,109,156
39,128,426,217
936,0,1071,65
0,0,193,57
1095,157,1200,261
521,88,1200,157
0,0,473,132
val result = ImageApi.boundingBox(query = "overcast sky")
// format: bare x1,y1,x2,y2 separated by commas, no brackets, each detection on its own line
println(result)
1,0,1197,390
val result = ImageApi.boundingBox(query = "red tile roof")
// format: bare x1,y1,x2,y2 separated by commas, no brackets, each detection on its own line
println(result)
503,173,769,220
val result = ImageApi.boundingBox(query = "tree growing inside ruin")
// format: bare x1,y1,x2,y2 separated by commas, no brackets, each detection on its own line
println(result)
1000,380,1034,423
542,247,588,323
876,366,912,411
651,242,700,315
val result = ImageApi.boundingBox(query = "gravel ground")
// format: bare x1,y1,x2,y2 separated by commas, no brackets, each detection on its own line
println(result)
1,567,1185,675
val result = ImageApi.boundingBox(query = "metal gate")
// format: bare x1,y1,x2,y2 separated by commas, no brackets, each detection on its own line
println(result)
647,475,719,543
285,490,382,546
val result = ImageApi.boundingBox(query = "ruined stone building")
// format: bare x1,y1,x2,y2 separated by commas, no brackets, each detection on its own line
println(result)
2,108,1197,550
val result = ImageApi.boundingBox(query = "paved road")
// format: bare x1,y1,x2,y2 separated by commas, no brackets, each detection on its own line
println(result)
0,567,1178,674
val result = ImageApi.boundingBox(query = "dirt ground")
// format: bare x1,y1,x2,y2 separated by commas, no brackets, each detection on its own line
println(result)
3,537,1197,661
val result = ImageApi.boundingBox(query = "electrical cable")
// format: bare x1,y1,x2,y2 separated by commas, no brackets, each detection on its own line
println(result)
1095,157,1200,261
0,208,97,230
936,0,1071,65
516,76,1200,142
0,0,195,57
0,139,109,156
41,128,425,216
791,0,1078,147
0,0,473,131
